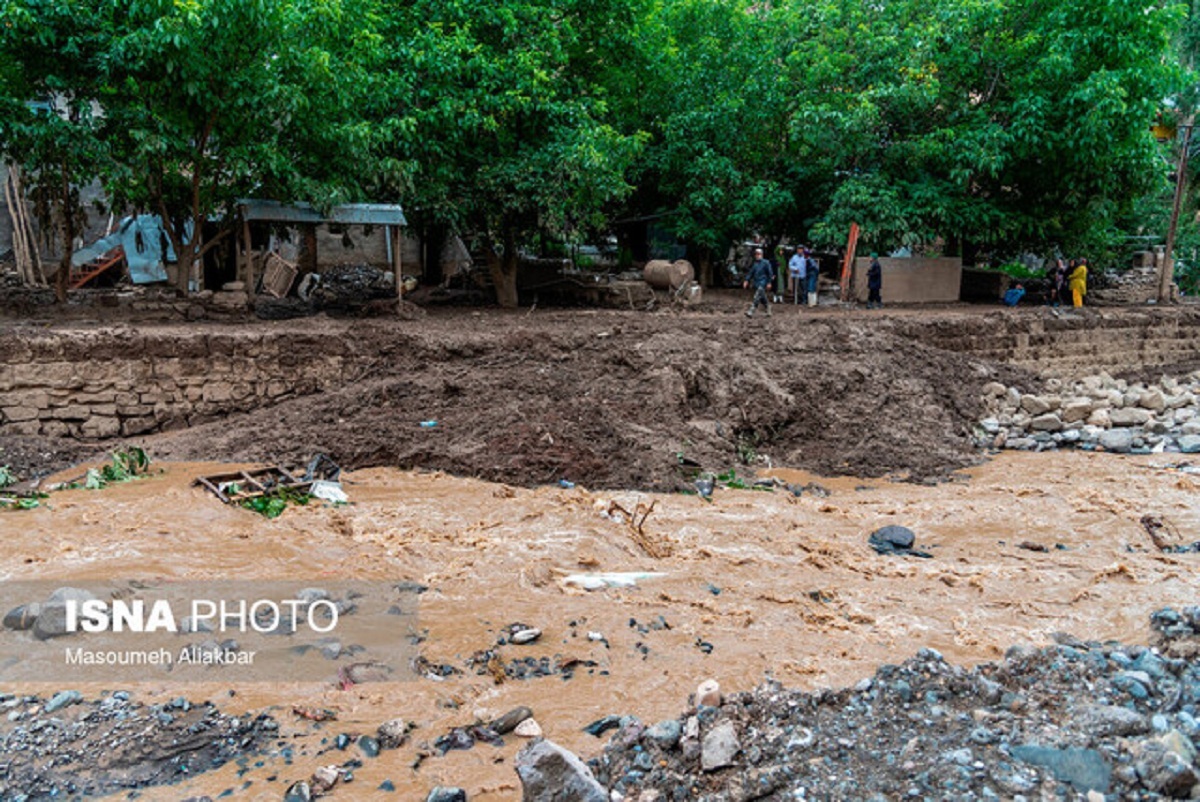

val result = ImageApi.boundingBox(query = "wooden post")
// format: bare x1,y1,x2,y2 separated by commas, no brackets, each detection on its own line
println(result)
243,214,253,294
392,224,403,305
839,221,860,302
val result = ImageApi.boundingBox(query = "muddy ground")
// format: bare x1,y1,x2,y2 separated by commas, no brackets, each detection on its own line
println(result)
0,293,1041,490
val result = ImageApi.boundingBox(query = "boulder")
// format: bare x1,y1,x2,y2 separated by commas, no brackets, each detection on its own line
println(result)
1071,705,1149,737
515,740,607,802
701,720,740,772
514,718,543,738
1029,414,1063,432
981,382,1007,397
1086,409,1112,429
1167,393,1195,409
1061,400,1093,424
1132,739,1199,797
33,604,74,640
1109,408,1151,427
1139,388,1167,412
1099,430,1134,453
491,707,534,735
1011,745,1110,794
3,603,40,631
1021,395,1052,415
1178,435,1200,454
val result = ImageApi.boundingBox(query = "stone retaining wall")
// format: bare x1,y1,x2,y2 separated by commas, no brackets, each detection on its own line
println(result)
976,372,1200,455
890,308,1200,377
0,329,382,440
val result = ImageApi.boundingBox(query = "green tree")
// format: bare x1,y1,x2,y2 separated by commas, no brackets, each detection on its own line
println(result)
379,0,646,307
0,0,110,301
98,0,386,291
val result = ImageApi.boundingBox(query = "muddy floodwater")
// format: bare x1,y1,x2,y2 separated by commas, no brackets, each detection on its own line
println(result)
1,450,1197,800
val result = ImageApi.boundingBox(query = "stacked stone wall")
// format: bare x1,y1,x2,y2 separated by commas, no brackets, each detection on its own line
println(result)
0,330,375,440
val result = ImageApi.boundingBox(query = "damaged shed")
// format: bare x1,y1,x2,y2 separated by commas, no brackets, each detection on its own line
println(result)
235,199,409,298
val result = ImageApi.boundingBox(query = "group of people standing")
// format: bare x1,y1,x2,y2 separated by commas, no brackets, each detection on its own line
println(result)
743,245,820,317
1047,258,1089,307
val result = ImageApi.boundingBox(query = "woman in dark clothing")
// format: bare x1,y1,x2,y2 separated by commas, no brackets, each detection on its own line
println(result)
1047,258,1067,306
867,254,883,309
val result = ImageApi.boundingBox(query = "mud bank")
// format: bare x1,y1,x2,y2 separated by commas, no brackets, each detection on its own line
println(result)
8,304,1199,489
5,304,1200,491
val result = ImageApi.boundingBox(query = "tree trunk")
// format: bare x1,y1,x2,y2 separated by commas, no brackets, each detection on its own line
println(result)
698,248,713,288
487,229,520,308
1161,116,1194,304
175,249,194,293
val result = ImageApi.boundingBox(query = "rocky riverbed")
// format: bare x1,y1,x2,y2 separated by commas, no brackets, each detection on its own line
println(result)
0,692,276,799
978,371,1200,455
574,608,1200,801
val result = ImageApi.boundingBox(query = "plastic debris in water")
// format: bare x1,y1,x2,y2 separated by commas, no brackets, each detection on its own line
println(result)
309,480,349,503
563,572,667,591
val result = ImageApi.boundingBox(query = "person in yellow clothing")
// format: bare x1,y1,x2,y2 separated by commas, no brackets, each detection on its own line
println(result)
1068,258,1088,307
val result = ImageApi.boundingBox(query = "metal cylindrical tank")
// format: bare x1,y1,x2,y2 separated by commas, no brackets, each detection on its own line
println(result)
643,259,694,290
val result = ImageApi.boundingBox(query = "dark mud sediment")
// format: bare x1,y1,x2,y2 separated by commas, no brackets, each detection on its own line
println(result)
0,692,277,798
590,609,1200,801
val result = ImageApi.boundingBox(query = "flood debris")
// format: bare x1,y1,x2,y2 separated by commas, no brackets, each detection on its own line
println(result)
195,455,347,516
562,572,666,591
293,706,338,722
1141,514,1200,553
194,465,311,504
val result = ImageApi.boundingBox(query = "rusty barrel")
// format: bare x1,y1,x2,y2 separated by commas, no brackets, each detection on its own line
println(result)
643,259,695,290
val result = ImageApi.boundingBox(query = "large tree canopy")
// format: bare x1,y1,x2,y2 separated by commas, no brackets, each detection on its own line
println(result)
0,0,1192,302
377,0,647,306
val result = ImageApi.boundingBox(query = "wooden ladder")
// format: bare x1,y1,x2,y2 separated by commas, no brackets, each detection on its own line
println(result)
69,246,125,289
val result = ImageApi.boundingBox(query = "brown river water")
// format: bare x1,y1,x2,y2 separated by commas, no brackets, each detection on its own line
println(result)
1,451,1197,800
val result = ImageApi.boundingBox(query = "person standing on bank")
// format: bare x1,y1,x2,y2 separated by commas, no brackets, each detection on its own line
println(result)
788,246,806,304
744,247,774,317
805,249,820,306
867,253,883,309
1068,257,1088,308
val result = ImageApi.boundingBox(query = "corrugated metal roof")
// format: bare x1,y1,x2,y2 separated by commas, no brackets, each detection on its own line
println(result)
239,199,406,226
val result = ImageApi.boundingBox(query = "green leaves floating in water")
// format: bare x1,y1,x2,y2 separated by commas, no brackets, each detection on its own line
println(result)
84,448,152,490
240,487,312,519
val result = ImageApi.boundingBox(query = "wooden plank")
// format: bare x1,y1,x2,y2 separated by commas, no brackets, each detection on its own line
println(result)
839,222,860,302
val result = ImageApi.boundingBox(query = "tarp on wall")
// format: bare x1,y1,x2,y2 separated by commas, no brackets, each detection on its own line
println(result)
71,215,192,284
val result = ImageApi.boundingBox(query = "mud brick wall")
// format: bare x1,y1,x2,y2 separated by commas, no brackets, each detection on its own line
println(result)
891,308,1200,377
0,329,380,440
1089,267,1160,306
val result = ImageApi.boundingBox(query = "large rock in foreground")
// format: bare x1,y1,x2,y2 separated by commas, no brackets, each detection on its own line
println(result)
516,739,607,802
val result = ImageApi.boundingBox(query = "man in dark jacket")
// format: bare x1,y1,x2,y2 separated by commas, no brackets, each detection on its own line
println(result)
867,253,883,309
744,248,774,317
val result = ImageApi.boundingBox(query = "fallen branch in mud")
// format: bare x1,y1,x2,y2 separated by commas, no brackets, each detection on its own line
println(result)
605,499,672,559
1142,514,1183,551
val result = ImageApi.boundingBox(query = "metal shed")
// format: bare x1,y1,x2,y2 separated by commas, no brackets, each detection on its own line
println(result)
236,199,407,298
